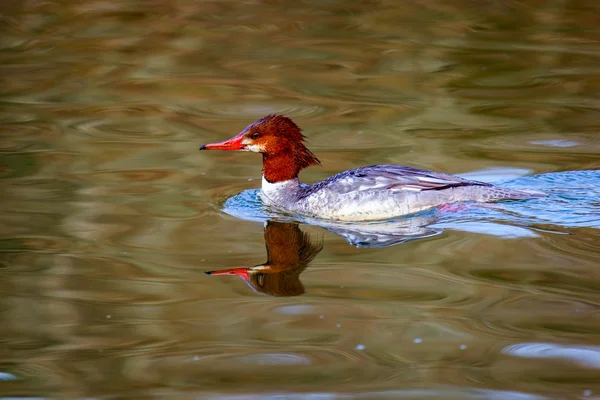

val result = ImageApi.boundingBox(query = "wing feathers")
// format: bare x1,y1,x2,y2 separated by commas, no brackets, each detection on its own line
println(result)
302,165,491,197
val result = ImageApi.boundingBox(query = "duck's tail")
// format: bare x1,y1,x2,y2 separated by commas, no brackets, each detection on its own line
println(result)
511,189,547,199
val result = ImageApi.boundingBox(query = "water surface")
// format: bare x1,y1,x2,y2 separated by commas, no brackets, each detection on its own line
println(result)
1,1,600,399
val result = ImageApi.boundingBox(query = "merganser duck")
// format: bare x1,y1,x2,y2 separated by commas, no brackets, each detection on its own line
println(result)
200,115,546,221
205,221,322,296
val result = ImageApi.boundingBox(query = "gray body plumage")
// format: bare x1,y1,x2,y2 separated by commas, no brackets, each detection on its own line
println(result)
260,165,545,222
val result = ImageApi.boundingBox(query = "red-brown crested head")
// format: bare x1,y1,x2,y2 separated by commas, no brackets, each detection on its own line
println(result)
200,114,321,182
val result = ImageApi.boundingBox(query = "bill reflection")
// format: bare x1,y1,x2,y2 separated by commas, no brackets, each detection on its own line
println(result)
206,221,322,297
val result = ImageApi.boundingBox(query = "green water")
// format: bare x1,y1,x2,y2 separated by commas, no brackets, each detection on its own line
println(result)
1,1,599,399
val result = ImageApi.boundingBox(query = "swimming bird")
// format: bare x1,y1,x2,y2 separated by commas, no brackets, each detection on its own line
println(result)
200,115,545,221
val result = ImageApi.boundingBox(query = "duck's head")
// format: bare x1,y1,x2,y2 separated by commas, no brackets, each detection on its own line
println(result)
200,114,321,182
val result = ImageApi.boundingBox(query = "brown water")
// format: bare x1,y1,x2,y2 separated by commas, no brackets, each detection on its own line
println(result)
1,1,600,399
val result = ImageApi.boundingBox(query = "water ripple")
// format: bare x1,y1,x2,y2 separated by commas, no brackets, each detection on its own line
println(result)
171,103,330,120
2,1,600,398
502,343,600,369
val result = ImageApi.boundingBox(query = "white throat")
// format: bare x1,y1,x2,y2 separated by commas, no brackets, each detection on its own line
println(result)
260,176,301,206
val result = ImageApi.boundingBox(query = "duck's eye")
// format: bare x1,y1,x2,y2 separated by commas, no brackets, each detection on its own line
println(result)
250,132,260,139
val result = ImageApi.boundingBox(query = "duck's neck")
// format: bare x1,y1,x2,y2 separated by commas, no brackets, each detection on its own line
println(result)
260,152,302,205
262,151,301,183
261,144,320,183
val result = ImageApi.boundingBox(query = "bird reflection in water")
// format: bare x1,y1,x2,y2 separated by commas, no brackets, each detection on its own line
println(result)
205,221,323,297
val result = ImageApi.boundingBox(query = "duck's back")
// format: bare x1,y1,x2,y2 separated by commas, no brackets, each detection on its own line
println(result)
294,165,544,221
